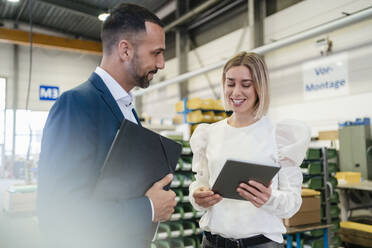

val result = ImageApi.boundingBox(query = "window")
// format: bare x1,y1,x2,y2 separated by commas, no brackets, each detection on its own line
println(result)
1,77,48,177
0,77,5,145
4,109,13,156
0,77,5,174
14,110,48,159
4,109,48,159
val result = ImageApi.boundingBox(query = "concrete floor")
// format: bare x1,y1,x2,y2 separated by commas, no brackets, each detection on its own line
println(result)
0,179,42,248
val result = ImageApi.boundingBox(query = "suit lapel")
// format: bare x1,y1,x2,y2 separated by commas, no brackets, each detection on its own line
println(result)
89,73,124,123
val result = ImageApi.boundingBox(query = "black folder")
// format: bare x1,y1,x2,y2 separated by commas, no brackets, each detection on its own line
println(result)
212,159,280,201
94,119,182,201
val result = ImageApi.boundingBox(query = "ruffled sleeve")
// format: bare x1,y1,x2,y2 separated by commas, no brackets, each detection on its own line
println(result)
261,120,311,218
188,124,210,211
276,119,311,168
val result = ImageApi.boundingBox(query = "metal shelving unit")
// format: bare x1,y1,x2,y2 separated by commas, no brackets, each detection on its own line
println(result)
300,147,341,248
152,140,203,248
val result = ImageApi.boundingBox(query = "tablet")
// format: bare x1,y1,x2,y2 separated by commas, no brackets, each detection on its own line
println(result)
211,159,280,201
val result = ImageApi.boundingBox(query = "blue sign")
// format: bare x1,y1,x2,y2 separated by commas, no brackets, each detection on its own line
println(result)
39,85,59,101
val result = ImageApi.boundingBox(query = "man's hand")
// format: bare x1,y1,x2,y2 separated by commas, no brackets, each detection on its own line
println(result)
237,180,272,208
193,186,222,208
145,174,177,222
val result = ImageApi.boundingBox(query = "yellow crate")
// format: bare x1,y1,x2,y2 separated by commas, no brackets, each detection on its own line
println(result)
203,111,215,123
214,99,225,111
201,99,215,110
187,110,215,123
213,112,227,122
175,101,184,112
175,98,203,112
335,172,361,184
176,98,226,112
301,188,321,196
186,110,202,123
173,114,184,124
188,98,203,110
341,221,372,233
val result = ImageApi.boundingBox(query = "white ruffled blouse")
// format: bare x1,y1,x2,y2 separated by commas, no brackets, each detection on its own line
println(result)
188,116,311,243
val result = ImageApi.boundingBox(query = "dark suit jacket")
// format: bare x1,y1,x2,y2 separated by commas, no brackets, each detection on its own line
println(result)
37,72,155,248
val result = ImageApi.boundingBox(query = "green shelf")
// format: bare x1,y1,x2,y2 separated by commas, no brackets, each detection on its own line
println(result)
306,148,337,160
302,176,337,190
159,137,203,248
321,205,340,219
170,206,184,221
301,162,338,175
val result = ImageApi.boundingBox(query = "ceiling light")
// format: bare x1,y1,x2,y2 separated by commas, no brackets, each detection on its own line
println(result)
98,13,109,21
7,0,20,2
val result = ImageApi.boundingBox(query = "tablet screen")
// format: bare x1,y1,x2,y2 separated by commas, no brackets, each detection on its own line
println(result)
211,159,280,200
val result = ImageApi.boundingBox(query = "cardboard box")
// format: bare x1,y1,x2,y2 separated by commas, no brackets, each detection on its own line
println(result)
3,186,37,213
318,130,338,140
284,195,321,227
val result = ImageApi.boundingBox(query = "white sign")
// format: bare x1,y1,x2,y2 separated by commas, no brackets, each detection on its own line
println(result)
303,53,349,100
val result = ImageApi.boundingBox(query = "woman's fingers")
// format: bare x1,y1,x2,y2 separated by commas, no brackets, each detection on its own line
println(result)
248,180,270,194
194,190,222,208
237,187,258,203
237,180,272,207
194,190,214,198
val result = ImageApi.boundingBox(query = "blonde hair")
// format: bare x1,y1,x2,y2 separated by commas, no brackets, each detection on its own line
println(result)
222,52,270,119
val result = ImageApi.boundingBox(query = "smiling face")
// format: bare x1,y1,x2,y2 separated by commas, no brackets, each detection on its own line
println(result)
128,22,165,88
223,65,258,116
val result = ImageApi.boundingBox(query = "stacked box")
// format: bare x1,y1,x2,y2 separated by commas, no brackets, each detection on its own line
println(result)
3,184,37,213
284,192,321,227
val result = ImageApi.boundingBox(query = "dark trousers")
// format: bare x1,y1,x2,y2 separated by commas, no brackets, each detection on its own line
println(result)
202,232,284,248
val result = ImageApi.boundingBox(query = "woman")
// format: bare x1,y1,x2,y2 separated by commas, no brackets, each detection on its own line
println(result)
189,52,311,248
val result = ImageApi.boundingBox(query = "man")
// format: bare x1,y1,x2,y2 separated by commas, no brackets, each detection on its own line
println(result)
37,4,176,248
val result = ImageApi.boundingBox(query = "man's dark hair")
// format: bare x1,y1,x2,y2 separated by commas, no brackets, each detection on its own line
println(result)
101,3,164,54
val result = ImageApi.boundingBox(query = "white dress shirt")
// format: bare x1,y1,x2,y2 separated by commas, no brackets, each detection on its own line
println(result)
95,67,137,124
188,117,311,243
94,66,156,223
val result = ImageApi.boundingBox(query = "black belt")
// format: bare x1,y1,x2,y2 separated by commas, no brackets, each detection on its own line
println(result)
204,231,271,247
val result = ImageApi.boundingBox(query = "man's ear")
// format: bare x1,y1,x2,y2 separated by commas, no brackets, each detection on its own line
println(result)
117,39,134,61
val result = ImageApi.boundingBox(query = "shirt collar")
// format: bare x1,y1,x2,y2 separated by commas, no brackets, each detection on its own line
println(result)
95,66,133,106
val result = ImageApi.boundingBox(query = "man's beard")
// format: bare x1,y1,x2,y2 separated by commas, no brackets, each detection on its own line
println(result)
135,74,150,89
130,54,157,89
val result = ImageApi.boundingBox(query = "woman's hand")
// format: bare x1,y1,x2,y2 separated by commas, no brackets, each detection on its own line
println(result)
193,186,222,208
237,180,272,208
